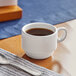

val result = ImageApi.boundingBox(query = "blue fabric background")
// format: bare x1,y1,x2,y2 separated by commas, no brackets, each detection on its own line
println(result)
0,0,76,39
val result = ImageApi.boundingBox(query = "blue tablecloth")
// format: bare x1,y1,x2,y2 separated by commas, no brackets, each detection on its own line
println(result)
0,0,76,39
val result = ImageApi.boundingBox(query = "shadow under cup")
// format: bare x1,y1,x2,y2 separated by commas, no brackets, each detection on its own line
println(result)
23,54,62,73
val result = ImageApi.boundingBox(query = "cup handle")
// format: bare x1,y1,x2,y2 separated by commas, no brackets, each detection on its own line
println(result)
57,27,67,42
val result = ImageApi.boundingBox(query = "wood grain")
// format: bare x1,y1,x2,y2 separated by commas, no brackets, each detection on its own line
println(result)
0,6,22,22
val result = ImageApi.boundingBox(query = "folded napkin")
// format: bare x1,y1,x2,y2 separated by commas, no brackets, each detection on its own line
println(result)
0,48,62,76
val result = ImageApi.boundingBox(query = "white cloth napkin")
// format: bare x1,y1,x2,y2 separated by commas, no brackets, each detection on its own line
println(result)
0,48,63,76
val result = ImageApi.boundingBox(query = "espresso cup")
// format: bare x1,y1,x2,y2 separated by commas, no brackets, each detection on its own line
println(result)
22,22,67,59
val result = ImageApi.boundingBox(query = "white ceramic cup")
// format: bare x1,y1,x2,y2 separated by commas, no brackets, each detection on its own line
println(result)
22,22,67,59
0,0,17,7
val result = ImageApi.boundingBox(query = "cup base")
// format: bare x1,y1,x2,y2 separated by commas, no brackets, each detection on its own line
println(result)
26,53,54,60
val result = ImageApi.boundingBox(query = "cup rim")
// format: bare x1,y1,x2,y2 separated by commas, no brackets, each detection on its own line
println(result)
22,22,57,37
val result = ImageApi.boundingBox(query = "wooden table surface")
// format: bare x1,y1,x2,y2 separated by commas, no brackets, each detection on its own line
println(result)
0,20,76,76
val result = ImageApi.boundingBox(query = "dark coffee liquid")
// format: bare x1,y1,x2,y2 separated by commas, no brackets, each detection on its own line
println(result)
26,28,54,36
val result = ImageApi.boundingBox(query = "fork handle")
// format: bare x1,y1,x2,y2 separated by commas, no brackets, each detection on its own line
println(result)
10,63,41,76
